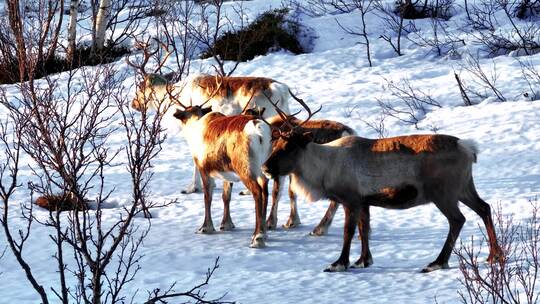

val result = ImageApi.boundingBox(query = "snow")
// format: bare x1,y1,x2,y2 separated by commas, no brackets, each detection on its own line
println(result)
1,0,540,303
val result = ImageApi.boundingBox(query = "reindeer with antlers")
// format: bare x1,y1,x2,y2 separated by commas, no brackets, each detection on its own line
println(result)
171,105,273,248
127,44,292,195
261,102,503,272
243,107,356,234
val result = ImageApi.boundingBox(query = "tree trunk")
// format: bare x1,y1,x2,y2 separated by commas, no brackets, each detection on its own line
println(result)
67,0,79,63
6,0,27,81
93,0,111,53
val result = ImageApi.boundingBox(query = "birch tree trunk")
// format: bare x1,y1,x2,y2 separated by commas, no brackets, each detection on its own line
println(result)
93,0,111,53
67,0,79,62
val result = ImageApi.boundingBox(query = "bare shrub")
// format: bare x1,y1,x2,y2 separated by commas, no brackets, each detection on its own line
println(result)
456,199,540,304
375,1,412,56
200,8,306,61
408,17,465,57
517,58,540,101
458,55,506,102
362,113,389,138
188,0,240,76
151,0,199,82
334,0,377,66
514,0,540,19
463,0,540,57
377,77,441,128
0,17,230,302
454,72,474,106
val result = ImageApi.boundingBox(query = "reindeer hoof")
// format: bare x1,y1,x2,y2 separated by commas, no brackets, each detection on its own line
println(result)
249,233,266,248
351,257,373,269
220,221,235,231
421,262,449,273
309,226,328,236
283,218,301,229
266,219,277,230
238,190,251,196
196,225,215,234
181,186,201,194
324,263,348,272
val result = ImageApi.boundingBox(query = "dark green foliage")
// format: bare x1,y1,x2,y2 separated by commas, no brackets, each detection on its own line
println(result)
201,8,306,62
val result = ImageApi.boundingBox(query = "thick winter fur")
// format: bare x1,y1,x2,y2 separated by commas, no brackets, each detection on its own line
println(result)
174,107,272,248
262,133,502,272
260,115,357,231
132,74,291,194
132,74,290,115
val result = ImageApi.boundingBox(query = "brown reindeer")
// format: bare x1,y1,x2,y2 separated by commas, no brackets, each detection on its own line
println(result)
262,131,503,272
173,106,272,248
130,73,291,195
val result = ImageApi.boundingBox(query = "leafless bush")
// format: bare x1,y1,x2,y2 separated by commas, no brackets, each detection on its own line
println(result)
151,0,199,82
517,58,540,101
1,0,64,83
89,0,152,55
333,0,377,66
408,17,465,57
454,72,474,106
375,1,418,56
514,0,540,19
456,198,540,304
463,0,540,57
362,113,389,138
0,18,230,302
377,77,441,128
189,0,243,76
457,55,506,102
463,0,500,30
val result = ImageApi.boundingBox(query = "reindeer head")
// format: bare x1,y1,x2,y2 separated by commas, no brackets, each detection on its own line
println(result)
172,106,213,126
131,73,171,111
242,107,266,117
262,130,313,179
260,90,319,179
127,37,173,112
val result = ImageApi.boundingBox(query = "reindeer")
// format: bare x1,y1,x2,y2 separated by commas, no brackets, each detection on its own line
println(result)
172,106,272,248
130,74,291,118
128,61,291,195
262,113,502,272
126,38,292,194
243,107,356,235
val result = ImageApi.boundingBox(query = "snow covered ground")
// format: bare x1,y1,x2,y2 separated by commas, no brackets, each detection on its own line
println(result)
1,0,539,303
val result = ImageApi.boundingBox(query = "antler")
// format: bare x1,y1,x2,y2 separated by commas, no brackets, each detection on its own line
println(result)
287,89,322,128
126,36,173,75
197,74,225,108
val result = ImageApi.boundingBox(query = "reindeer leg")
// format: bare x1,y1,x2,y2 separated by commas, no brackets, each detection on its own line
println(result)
325,204,357,272
197,173,215,234
352,205,373,268
311,201,339,236
266,176,283,230
283,176,301,229
243,176,267,248
220,181,235,231
182,163,202,194
459,178,503,264
422,198,464,272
